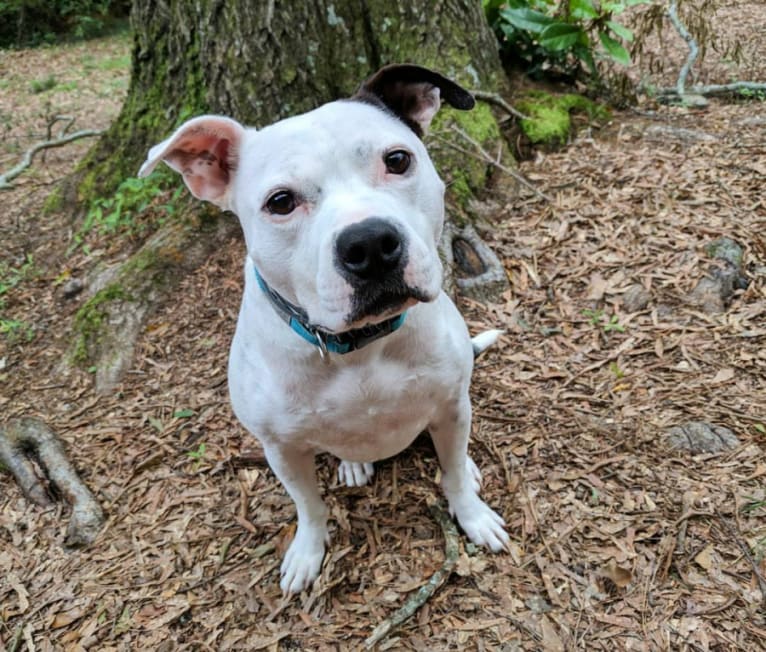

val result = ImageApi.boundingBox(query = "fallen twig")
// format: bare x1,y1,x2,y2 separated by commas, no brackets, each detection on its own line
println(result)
656,81,766,100
364,502,459,649
7,624,24,652
0,115,101,190
471,89,530,121
0,417,104,546
442,127,552,202
719,516,766,611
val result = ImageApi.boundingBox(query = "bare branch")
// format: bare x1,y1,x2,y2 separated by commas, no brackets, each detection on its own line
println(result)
0,119,101,190
667,0,698,97
472,89,530,121
445,126,553,203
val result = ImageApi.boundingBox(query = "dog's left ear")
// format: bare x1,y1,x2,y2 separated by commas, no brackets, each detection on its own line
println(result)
138,115,245,210
354,64,475,137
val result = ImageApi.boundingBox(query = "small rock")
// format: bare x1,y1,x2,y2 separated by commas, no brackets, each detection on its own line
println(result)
61,278,84,299
645,123,714,142
622,284,651,312
688,259,746,314
525,595,552,614
666,421,740,453
705,237,744,268
656,303,675,319
738,116,766,127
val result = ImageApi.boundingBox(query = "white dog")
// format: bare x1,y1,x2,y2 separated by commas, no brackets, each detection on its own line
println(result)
139,64,509,594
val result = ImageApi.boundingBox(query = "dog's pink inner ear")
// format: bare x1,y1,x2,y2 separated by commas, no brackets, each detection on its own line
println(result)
354,64,475,137
165,131,234,204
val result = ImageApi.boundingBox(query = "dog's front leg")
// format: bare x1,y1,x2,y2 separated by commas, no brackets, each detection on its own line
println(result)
429,395,510,552
262,444,328,594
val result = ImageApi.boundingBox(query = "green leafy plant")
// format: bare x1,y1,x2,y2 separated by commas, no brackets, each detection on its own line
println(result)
582,308,626,333
72,172,182,252
0,318,34,343
187,442,206,470
484,0,646,80
0,256,37,343
581,308,604,326
742,497,766,513
0,254,36,301
603,314,625,332
0,1,130,48
738,88,766,102
29,75,57,94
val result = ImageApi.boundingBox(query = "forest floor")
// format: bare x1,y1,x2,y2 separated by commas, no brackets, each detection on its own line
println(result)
1,6,765,651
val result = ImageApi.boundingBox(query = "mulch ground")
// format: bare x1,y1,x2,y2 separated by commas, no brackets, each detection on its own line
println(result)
1,8,765,651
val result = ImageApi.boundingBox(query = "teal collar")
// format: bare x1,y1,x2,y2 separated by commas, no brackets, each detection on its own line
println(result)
254,267,406,356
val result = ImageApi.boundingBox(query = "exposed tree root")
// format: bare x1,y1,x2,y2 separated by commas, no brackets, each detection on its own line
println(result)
69,214,239,393
0,417,104,547
364,502,459,649
440,222,509,302
667,0,698,98
0,116,101,190
656,81,766,102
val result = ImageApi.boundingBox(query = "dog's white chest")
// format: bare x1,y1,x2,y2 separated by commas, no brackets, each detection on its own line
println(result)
303,362,438,462
231,342,447,463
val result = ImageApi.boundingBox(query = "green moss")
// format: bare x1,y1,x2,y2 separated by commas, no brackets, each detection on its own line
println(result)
43,185,65,214
517,91,610,145
120,241,181,282
71,284,130,365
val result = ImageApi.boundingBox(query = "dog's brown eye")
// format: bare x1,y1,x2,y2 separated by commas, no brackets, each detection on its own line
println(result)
265,190,296,215
384,150,411,175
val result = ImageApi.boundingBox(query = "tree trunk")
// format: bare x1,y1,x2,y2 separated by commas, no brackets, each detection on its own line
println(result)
78,0,510,198
69,0,513,390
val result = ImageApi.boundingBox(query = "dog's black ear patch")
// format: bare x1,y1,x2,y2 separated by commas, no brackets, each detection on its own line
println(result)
353,64,475,137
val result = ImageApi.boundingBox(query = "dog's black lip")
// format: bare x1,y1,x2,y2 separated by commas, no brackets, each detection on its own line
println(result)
344,285,430,327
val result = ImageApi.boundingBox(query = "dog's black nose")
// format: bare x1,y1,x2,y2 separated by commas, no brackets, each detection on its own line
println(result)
336,218,404,281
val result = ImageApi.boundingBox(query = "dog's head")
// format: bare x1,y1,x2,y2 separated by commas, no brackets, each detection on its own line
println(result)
139,65,474,333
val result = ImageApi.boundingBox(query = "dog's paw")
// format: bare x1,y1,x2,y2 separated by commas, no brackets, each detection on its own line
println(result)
452,495,510,553
280,528,326,594
338,460,375,487
466,456,482,494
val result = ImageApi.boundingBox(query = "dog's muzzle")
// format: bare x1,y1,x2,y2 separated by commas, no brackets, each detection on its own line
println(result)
335,217,424,322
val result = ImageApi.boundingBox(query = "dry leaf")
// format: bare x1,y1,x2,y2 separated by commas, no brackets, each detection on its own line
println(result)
8,574,29,613
599,559,633,588
711,368,735,384
540,614,565,652
455,553,490,577
50,608,85,629
587,273,609,300
694,544,715,571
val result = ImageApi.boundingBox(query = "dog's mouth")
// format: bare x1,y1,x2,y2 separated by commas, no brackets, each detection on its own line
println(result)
343,282,432,330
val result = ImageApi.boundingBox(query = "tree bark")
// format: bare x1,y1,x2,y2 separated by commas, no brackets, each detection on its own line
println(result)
69,0,513,390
